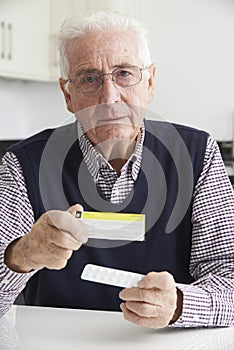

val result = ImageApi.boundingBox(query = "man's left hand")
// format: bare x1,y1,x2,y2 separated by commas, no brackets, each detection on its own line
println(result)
119,271,183,329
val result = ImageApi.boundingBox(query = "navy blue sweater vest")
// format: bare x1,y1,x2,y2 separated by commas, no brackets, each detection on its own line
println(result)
9,120,208,311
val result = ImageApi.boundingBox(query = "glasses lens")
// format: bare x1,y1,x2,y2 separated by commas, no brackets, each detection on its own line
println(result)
72,66,143,93
75,71,102,93
113,67,142,87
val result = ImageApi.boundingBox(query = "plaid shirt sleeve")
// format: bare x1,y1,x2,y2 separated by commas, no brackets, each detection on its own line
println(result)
172,136,234,327
0,152,36,317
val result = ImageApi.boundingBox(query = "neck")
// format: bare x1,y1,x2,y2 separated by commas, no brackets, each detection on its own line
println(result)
109,158,128,176
96,138,137,175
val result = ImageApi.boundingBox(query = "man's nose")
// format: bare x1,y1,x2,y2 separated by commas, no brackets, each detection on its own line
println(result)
98,74,121,104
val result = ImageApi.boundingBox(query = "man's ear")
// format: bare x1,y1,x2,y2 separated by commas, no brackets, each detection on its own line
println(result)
59,78,74,113
147,63,156,103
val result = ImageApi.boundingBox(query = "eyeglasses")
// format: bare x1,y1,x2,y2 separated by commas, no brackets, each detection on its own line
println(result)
66,66,149,94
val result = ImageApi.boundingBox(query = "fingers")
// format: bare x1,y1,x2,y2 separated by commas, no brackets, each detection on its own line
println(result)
45,210,88,244
120,303,170,329
121,301,162,318
28,244,73,270
119,287,165,305
119,271,178,329
21,205,88,272
44,224,82,251
138,271,175,290
5,205,88,273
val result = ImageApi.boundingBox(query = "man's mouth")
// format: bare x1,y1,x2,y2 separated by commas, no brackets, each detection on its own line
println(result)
97,116,130,124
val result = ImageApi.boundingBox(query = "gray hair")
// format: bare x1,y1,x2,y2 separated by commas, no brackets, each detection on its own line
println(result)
57,11,152,79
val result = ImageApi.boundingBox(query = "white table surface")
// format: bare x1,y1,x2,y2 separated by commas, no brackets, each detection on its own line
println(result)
1,305,234,350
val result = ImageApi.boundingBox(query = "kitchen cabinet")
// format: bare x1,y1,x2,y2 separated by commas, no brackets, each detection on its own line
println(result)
0,0,136,82
0,0,90,81
0,0,55,81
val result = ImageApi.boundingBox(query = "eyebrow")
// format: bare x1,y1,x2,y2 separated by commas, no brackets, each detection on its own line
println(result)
75,68,101,76
76,64,136,74
114,63,135,68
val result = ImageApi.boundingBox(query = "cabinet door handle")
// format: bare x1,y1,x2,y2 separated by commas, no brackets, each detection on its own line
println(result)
1,21,5,59
7,23,12,60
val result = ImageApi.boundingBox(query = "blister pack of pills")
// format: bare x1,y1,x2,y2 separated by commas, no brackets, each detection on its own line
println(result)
81,264,144,288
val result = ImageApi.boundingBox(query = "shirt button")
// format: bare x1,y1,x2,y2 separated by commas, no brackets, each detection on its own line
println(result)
193,315,200,321
1,279,10,285
101,161,107,168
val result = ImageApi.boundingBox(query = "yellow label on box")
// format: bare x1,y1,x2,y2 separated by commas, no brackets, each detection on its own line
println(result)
81,211,144,222
73,211,145,241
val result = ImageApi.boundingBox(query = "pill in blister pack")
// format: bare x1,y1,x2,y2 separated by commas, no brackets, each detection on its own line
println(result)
81,264,144,288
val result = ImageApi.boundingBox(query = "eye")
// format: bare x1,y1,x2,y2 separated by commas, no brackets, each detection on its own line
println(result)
83,74,99,84
116,69,132,78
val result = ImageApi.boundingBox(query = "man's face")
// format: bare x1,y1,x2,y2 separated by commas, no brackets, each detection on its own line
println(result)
60,29,155,146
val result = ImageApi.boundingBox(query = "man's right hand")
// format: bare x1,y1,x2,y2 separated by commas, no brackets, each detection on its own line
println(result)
4,204,88,273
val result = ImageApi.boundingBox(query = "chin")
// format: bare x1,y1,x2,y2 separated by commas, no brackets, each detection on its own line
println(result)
96,124,138,141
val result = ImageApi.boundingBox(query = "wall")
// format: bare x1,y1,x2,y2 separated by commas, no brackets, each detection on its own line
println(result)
0,0,233,140
144,0,234,140
0,78,72,139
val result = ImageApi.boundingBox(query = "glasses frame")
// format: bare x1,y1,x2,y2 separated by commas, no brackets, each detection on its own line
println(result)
65,66,149,94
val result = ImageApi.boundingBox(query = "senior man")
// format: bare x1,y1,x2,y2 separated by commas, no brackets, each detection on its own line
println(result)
0,11,233,329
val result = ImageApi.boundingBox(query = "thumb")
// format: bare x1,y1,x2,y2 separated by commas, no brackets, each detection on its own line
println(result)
67,204,84,215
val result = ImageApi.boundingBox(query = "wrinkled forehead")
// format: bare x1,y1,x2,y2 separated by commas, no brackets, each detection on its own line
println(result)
66,29,142,71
